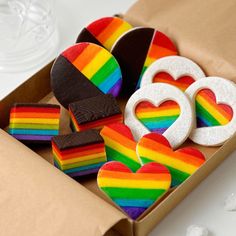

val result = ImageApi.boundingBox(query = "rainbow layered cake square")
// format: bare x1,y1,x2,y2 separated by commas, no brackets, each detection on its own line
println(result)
8,103,60,143
69,94,123,131
52,129,107,178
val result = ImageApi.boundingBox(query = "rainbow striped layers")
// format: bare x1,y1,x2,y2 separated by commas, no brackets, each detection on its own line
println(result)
137,133,205,187
8,103,60,143
138,31,178,87
153,72,195,91
196,89,233,127
100,123,141,172
52,130,107,178
98,161,171,220
62,43,122,97
86,17,132,51
135,101,180,134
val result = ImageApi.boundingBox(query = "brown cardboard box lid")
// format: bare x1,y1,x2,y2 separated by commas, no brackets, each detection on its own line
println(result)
1,0,236,235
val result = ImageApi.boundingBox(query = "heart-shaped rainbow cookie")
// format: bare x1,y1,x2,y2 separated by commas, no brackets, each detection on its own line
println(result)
137,133,206,187
100,123,141,172
97,161,171,220
195,89,233,127
135,100,180,134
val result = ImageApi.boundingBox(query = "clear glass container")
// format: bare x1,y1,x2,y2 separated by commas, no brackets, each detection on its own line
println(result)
0,0,59,72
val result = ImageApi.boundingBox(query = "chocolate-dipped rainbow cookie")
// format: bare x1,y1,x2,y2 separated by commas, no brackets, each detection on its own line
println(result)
52,129,107,177
111,27,177,96
51,42,122,108
69,94,123,132
100,123,141,172
137,133,206,187
97,161,171,220
8,103,60,143
76,17,132,51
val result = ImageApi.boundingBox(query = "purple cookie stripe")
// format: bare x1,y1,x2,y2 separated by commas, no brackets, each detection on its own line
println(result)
122,206,147,220
12,134,53,141
67,168,100,177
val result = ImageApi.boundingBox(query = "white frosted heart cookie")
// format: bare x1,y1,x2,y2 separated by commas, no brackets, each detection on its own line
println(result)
185,76,236,146
140,56,205,91
124,83,194,148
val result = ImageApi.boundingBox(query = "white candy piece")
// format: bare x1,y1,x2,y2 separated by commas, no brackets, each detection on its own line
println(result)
185,77,236,146
124,83,194,148
140,56,205,89
224,193,236,211
186,225,209,236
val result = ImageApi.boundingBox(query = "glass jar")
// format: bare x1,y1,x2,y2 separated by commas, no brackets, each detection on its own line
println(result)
0,0,59,72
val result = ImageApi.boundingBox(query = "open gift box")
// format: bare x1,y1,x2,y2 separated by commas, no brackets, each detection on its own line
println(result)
1,0,236,235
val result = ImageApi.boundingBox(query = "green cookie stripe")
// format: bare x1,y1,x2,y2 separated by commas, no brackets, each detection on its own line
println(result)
195,102,221,126
140,156,190,186
105,146,141,172
139,115,179,123
90,57,118,86
101,187,166,200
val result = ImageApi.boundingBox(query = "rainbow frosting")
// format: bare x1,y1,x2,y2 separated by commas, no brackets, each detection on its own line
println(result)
8,103,60,143
62,42,122,97
97,161,171,220
137,133,206,187
100,123,141,172
52,130,107,178
135,101,180,134
86,17,132,51
196,89,233,127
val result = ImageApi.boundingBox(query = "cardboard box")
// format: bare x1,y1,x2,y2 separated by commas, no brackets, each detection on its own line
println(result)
1,0,236,235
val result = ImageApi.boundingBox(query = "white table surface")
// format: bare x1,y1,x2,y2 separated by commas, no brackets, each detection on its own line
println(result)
1,1,236,235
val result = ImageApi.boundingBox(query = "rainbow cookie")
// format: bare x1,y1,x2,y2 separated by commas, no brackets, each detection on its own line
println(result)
140,56,206,91
100,123,141,172
137,133,206,187
76,17,132,51
111,27,177,96
69,94,123,132
185,77,236,146
8,103,60,143
97,161,171,220
125,83,194,148
135,101,180,135
51,43,122,108
52,129,107,177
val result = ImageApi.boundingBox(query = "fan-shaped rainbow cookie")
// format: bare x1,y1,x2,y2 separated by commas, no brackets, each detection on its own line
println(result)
196,89,233,127
137,133,206,187
76,17,132,51
62,42,122,97
135,100,180,134
8,103,60,143
100,123,141,172
97,161,171,220
139,31,178,81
